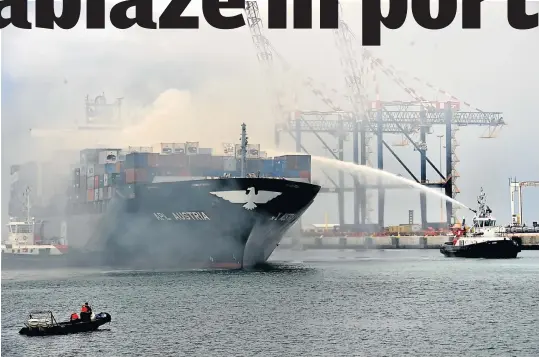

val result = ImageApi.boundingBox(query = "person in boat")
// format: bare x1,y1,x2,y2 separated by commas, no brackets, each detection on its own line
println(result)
70,312,79,323
80,303,92,322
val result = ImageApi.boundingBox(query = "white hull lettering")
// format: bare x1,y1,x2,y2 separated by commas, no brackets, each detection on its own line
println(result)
271,213,297,222
154,213,171,221
154,212,210,221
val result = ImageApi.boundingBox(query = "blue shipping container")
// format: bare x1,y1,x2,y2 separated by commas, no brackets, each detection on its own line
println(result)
134,153,149,167
246,159,263,172
104,163,118,174
125,153,149,169
261,159,274,173
273,159,286,173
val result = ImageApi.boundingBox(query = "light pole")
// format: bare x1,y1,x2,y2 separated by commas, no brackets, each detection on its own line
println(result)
437,134,444,224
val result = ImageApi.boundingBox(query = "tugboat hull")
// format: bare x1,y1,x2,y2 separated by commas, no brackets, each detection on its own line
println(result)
440,239,521,259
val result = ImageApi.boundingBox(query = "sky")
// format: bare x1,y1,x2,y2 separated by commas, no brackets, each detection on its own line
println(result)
2,0,539,227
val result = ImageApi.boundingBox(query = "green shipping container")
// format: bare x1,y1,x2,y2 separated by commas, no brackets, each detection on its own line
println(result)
110,173,120,185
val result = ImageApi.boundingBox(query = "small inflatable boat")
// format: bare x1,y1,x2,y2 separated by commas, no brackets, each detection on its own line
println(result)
19,310,111,336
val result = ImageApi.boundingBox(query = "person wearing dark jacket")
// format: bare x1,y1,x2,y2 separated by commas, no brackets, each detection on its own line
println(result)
80,302,92,322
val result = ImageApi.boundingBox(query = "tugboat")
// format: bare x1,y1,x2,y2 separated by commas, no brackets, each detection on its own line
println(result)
1,187,70,269
440,188,521,259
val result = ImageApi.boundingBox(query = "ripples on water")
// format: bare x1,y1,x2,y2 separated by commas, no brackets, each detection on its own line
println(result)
2,250,539,357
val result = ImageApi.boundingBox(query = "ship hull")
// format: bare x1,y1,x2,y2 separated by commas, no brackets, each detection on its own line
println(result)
2,178,320,270
440,239,521,259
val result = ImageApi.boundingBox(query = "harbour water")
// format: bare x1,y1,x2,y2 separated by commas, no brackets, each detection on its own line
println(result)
2,249,539,356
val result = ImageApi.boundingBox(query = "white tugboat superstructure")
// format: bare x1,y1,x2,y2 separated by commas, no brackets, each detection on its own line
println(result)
1,187,68,259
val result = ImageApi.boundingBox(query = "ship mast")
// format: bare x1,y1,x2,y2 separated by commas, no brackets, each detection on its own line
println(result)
476,187,492,218
240,123,248,178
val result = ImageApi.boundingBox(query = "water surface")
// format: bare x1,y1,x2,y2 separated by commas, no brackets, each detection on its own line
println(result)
2,249,538,356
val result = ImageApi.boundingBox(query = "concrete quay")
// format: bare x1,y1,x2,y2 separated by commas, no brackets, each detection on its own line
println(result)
279,235,539,250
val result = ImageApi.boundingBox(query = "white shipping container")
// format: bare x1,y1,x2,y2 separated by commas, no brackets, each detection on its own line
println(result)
98,150,119,164
246,144,260,158
223,157,237,171
153,143,174,155
106,186,112,199
103,174,109,187
127,146,152,153
94,189,99,201
173,143,185,153
411,224,421,233
98,187,104,201
185,142,199,155
86,164,95,177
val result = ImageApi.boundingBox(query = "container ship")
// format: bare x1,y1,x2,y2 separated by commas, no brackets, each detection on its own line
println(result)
2,124,320,269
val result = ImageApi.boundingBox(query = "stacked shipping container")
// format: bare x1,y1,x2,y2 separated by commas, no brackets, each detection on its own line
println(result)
273,155,311,180
73,148,313,205
80,148,122,203
124,152,157,184
155,151,189,177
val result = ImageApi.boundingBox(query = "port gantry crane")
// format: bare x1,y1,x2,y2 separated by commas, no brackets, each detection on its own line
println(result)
243,1,505,231
509,179,539,226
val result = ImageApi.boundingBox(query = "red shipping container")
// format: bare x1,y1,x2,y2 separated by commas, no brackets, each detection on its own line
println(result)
125,169,135,183
136,168,149,182
94,175,99,188
87,189,94,202
125,168,149,183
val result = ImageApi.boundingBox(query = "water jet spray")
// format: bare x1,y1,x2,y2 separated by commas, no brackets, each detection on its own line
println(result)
311,155,471,211
265,149,472,213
